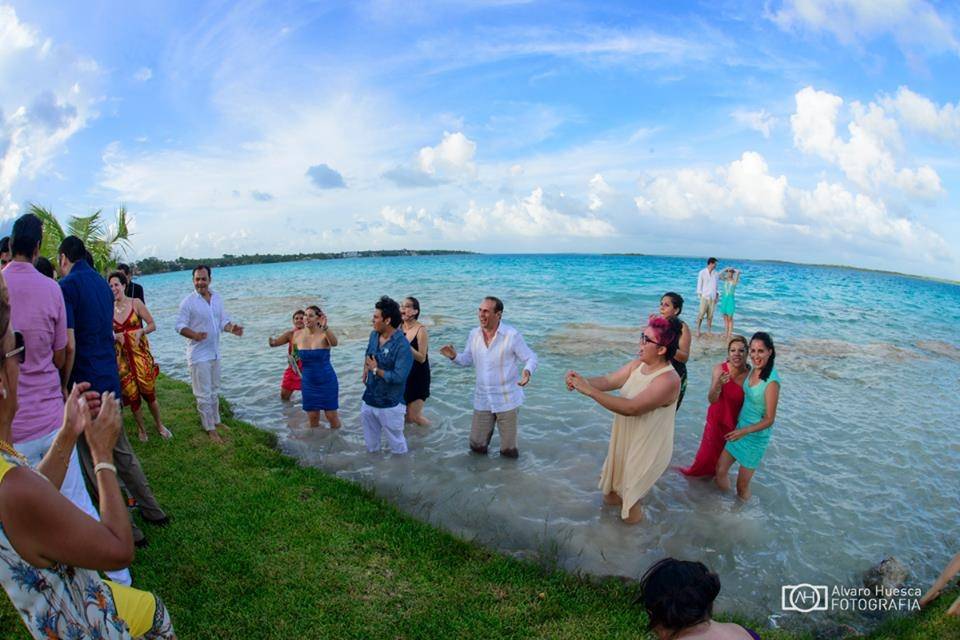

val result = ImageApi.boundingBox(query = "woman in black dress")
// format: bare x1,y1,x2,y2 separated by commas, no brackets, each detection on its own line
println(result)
400,296,431,425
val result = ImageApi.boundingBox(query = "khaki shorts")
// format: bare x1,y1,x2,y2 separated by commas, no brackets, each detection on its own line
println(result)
696,296,716,325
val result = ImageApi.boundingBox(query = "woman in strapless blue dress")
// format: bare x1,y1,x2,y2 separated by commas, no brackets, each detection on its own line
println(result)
294,305,341,428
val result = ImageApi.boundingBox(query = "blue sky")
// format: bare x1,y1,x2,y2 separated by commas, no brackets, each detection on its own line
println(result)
2,1,959,278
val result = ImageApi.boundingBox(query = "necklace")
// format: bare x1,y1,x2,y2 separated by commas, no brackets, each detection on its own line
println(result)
0,439,28,464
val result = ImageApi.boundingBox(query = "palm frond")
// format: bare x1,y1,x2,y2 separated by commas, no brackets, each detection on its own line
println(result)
28,203,67,263
67,210,106,245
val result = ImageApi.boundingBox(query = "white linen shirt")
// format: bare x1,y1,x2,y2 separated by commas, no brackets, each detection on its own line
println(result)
452,322,538,413
175,290,231,365
697,267,719,299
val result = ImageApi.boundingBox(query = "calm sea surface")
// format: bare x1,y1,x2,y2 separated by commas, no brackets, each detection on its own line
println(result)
140,254,960,631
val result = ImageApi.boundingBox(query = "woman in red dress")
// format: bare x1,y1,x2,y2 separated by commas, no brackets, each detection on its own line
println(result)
269,310,305,401
108,272,170,442
679,335,749,477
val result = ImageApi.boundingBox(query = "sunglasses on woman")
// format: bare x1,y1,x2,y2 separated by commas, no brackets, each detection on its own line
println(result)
639,333,662,347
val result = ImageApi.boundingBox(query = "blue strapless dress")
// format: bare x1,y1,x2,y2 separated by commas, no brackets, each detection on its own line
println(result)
299,349,339,411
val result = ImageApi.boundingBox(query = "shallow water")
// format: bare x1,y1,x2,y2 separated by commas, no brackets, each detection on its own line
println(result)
140,254,960,632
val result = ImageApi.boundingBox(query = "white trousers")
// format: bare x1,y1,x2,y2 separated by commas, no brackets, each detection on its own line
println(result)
15,429,133,586
189,359,221,430
360,402,408,454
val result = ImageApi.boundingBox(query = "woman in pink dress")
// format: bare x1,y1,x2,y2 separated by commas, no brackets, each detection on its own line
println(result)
679,335,749,477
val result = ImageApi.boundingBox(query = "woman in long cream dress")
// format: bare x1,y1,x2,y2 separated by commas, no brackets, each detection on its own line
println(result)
566,315,682,524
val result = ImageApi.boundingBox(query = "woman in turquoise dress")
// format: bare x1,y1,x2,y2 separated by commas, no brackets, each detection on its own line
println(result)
717,268,740,341
716,332,780,500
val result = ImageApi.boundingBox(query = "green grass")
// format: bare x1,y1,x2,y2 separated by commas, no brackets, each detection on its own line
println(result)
2,376,957,639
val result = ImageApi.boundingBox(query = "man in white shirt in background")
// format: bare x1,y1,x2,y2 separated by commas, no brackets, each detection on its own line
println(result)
440,296,537,459
695,257,719,338
175,265,243,443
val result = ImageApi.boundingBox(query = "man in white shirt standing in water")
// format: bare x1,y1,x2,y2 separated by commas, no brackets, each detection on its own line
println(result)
695,257,719,338
440,296,537,459
175,265,243,443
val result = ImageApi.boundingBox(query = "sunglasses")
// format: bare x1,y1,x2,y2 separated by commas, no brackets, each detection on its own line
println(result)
2,331,25,364
639,333,662,347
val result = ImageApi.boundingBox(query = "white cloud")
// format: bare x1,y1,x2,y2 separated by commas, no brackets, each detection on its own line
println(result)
634,150,950,263
376,187,615,240
0,5,100,220
732,108,777,138
880,86,960,142
790,86,943,199
588,173,611,211
133,66,153,82
769,0,960,58
417,131,477,178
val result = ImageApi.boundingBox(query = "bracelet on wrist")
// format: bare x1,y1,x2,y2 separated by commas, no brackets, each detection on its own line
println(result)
94,462,117,475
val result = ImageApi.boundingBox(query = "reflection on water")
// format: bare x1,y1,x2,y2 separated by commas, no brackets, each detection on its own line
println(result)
140,255,960,633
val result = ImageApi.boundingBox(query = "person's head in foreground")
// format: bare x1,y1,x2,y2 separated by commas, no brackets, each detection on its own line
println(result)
638,558,758,640
706,257,717,271
305,305,326,329
0,277,177,639
0,236,10,267
372,296,402,334
642,315,682,365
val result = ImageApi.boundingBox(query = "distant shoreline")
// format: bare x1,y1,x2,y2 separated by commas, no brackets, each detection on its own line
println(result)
133,249,959,286
133,249,474,275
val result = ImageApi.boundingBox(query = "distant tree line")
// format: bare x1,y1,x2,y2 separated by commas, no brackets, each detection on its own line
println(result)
133,250,473,275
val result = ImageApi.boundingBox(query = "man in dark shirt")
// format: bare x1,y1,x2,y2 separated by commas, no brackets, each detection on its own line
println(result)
58,236,168,545
361,296,413,454
117,263,144,302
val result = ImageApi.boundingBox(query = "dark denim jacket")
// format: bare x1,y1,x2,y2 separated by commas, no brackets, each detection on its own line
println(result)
362,329,413,408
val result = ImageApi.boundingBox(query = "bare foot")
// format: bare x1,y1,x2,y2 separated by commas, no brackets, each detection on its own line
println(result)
157,425,173,439
622,511,644,525
207,430,225,444
602,493,622,506
137,428,148,443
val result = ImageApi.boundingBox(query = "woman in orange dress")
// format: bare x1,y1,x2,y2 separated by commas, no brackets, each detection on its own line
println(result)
108,271,171,442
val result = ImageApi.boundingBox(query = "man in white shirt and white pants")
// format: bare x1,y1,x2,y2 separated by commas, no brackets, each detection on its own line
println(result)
695,257,720,337
175,265,243,443
440,296,537,459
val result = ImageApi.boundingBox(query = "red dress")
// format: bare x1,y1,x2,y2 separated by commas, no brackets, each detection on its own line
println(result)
679,362,745,477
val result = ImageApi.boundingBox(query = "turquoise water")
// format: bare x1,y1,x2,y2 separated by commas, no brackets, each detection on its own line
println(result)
140,254,960,631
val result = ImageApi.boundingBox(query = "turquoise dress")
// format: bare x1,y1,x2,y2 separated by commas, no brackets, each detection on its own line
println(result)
724,368,780,469
718,279,737,316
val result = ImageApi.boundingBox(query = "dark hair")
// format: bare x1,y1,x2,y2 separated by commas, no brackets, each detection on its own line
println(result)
0,236,9,254
34,256,55,279
484,296,504,314
192,264,212,278
707,257,717,265
661,292,684,315
11,214,42,258
405,296,421,320
637,558,721,635
648,315,682,361
84,251,95,268
375,296,402,329
0,270,9,339
750,332,776,381
305,305,323,317
108,270,128,286
117,263,131,276
293,309,305,319
58,235,86,263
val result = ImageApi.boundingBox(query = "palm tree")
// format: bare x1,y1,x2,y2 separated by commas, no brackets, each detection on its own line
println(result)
28,203,132,273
